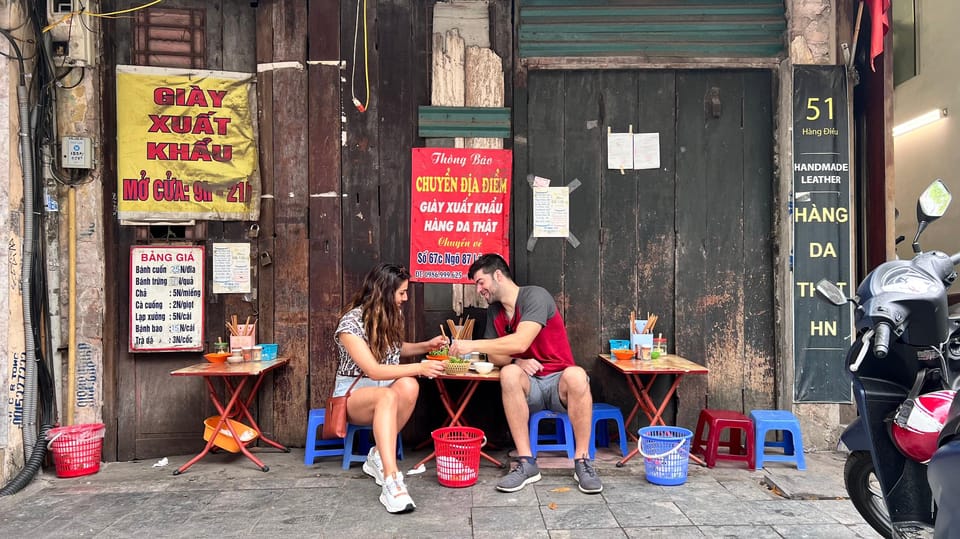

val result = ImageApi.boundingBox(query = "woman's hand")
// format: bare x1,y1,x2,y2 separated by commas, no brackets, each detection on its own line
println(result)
419,359,446,379
426,334,448,351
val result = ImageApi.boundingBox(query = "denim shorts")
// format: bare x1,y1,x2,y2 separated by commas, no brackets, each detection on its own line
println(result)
527,371,565,413
333,375,395,397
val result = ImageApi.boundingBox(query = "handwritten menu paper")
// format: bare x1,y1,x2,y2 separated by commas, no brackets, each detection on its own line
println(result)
212,242,251,294
129,245,205,352
533,186,569,237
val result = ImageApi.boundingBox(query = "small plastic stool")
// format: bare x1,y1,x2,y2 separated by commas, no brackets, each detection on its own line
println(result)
341,423,404,470
304,409,346,465
303,408,403,468
590,403,628,458
692,408,754,469
529,410,575,458
750,409,806,470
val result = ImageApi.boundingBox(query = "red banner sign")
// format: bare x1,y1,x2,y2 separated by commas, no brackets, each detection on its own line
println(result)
410,148,511,283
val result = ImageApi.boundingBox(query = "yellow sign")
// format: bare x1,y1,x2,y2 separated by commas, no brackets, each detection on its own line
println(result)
116,65,260,221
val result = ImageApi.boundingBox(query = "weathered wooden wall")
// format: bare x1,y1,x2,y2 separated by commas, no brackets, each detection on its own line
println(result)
257,0,311,443
514,70,777,434
103,0,778,458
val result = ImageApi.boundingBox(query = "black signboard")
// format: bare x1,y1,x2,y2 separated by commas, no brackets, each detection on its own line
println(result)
792,65,853,403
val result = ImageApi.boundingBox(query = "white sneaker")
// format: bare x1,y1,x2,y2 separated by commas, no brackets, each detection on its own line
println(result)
363,446,384,485
379,471,416,513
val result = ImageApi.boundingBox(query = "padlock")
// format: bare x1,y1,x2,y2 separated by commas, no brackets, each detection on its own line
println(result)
260,251,272,266
248,223,260,238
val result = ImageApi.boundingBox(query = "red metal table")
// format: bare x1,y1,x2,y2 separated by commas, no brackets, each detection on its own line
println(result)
414,368,505,469
599,353,709,467
170,358,290,474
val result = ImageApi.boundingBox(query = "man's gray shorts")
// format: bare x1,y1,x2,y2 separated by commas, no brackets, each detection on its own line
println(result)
527,371,566,413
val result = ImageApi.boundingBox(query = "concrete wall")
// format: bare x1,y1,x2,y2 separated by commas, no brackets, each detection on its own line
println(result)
894,3,960,258
1,0,29,483
56,40,106,427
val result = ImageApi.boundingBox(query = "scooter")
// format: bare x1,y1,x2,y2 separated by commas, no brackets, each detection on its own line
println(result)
817,179,960,538
931,397,960,537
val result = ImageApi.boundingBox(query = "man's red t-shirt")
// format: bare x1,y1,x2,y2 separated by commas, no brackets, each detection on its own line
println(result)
484,286,574,376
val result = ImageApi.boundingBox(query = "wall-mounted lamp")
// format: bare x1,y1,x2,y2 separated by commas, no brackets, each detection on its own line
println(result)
893,108,948,137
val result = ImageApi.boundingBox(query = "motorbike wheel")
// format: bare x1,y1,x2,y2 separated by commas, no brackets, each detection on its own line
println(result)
844,450,893,538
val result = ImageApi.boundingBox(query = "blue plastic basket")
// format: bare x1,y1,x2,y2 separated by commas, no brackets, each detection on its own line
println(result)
638,426,693,486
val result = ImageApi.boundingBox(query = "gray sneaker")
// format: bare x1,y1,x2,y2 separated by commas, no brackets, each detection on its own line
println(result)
496,457,542,492
574,458,603,494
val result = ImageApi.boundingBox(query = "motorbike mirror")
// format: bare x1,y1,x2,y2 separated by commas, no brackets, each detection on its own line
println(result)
913,179,952,253
917,179,951,222
815,279,848,306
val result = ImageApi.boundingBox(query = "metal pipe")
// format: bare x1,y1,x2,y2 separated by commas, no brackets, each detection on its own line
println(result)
18,82,38,451
67,186,77,425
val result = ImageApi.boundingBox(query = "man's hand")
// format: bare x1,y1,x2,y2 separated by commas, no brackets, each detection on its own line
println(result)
515,358,543,376
448,339,475,357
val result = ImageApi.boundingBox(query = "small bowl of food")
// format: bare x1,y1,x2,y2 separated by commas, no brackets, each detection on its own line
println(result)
612,349,635,361
472,361,495,374
426,346,449,361
204,352,230,363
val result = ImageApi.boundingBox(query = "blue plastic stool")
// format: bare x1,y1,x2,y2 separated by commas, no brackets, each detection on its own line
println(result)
590,403,628,458
303,409,403,468
304,409,346,465
750,409,806,470
341,423,403,470
529,410,575,458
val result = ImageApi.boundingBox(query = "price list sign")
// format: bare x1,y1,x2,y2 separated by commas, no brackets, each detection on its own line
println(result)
792,65,854,403
129,246,205,352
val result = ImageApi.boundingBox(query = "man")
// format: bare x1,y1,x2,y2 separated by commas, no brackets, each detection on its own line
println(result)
449,254,602,494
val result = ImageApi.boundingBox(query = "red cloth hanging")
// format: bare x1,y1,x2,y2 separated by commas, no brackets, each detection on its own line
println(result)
867,0,891,71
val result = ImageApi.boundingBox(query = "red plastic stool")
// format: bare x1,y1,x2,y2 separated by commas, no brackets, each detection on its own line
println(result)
692,408,755,469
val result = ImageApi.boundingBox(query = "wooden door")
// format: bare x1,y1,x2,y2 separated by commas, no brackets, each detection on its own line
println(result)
515,70,776,430
103,0,263,460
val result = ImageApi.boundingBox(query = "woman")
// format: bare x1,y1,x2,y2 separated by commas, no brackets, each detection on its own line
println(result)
334,263,446,513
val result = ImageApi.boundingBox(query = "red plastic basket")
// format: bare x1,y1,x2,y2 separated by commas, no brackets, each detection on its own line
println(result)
46,423,105,478
431,426,484,488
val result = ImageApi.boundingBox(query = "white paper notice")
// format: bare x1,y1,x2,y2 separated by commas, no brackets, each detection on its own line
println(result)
532,186,569,238
532,175,551,188
212,243,251,294
633,133,660,170
607,132,633,170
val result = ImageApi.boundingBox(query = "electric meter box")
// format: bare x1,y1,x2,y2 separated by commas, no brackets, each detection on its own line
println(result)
61,137,93,169
47,0,97,67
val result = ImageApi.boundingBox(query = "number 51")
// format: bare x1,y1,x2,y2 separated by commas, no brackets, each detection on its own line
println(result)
806,97,834,121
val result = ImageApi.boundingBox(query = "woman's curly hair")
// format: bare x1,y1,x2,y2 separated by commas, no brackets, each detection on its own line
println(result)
342,263,409,360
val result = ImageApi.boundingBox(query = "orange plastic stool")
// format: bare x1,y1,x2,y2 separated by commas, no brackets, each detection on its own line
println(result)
692,408,755,469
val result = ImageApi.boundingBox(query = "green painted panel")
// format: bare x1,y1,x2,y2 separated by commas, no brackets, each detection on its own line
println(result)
418,106,511,138
519,0,786,58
